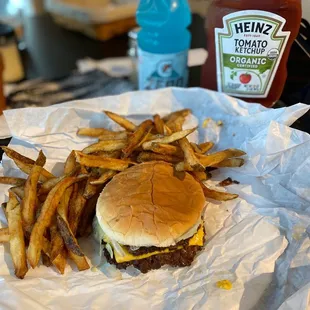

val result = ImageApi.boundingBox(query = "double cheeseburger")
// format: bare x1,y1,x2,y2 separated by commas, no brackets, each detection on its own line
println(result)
94,161,206,273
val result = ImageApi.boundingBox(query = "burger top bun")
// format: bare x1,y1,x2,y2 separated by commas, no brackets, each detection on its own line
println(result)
96,161,205,247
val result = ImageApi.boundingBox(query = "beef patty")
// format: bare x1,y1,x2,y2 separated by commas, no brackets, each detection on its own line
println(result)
103,226,205,273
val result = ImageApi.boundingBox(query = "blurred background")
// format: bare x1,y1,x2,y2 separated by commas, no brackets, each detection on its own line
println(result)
0,0,309,126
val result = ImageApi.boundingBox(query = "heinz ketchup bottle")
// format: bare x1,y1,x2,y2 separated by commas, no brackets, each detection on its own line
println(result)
201,0,302,107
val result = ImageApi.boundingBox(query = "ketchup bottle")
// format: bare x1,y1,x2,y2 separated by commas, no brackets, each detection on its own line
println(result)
201,1,302,107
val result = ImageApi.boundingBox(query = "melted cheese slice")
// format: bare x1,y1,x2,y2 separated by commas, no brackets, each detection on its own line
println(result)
108,225,205,264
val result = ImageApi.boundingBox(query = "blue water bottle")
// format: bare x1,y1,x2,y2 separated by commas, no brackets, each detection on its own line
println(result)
136,0,192,90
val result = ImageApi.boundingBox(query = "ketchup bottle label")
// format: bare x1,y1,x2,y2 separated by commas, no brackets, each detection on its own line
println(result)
215,10,291,98
138,49,188,90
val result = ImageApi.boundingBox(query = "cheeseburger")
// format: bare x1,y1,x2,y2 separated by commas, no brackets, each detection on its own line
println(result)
94,161,206,273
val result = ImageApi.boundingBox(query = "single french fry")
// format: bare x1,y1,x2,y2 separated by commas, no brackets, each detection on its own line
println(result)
164,125,172,135
1,202,7,221
69,251,90,271
196,149,246,167
190,171,209,181
2,147,54,182
163,109,191,122
198,142,214,154
190,142,202,154
147,143,184,157
137,152,181,164
201,185,238,201
142,127,197,150
68,182,87,236
83,178,101,199
0,227,9,243
64,150,78,174
90,150,122,159
50,224,67,274
42,236,51,256
75,151,134,171
104,111,136,132
27,175,87,268
38,166,79,196
98,131,128,141
57,186,89,271
22,151,46,233
122,120,153,158
58,187,73,220
77,127,118,137
166,116,186,132
9,186,25,200
212,158,245,168
82,140,127,154
1,146,35,165
90,170,117,185
191,176,239,201
7,192,28,279
153,114,165,135
42,251,52,267
0,177,26,186
57,215,85,257
177,149,246,171
78,193,99,237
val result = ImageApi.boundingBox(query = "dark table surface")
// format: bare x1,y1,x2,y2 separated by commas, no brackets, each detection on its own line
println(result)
1,13,310,159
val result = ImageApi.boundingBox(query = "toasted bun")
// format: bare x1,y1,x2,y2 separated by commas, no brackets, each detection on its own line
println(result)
96,161,205,247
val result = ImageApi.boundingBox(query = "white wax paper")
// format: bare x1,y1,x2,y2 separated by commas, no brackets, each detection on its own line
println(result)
0,87,310,310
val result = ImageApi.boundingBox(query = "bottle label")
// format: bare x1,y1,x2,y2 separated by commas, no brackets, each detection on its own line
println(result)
215,10,291,98
138,49,188,90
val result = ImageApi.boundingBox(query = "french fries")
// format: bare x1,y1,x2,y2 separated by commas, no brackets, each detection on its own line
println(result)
7,192,28,279
174,118,204,172
122,119,153,158
22,151,46,233
104,111,136,132
27,176,87,268
0,108,246,279
2,147,54,182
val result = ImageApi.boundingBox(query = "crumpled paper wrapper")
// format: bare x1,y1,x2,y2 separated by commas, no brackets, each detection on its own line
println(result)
0,88,310,310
